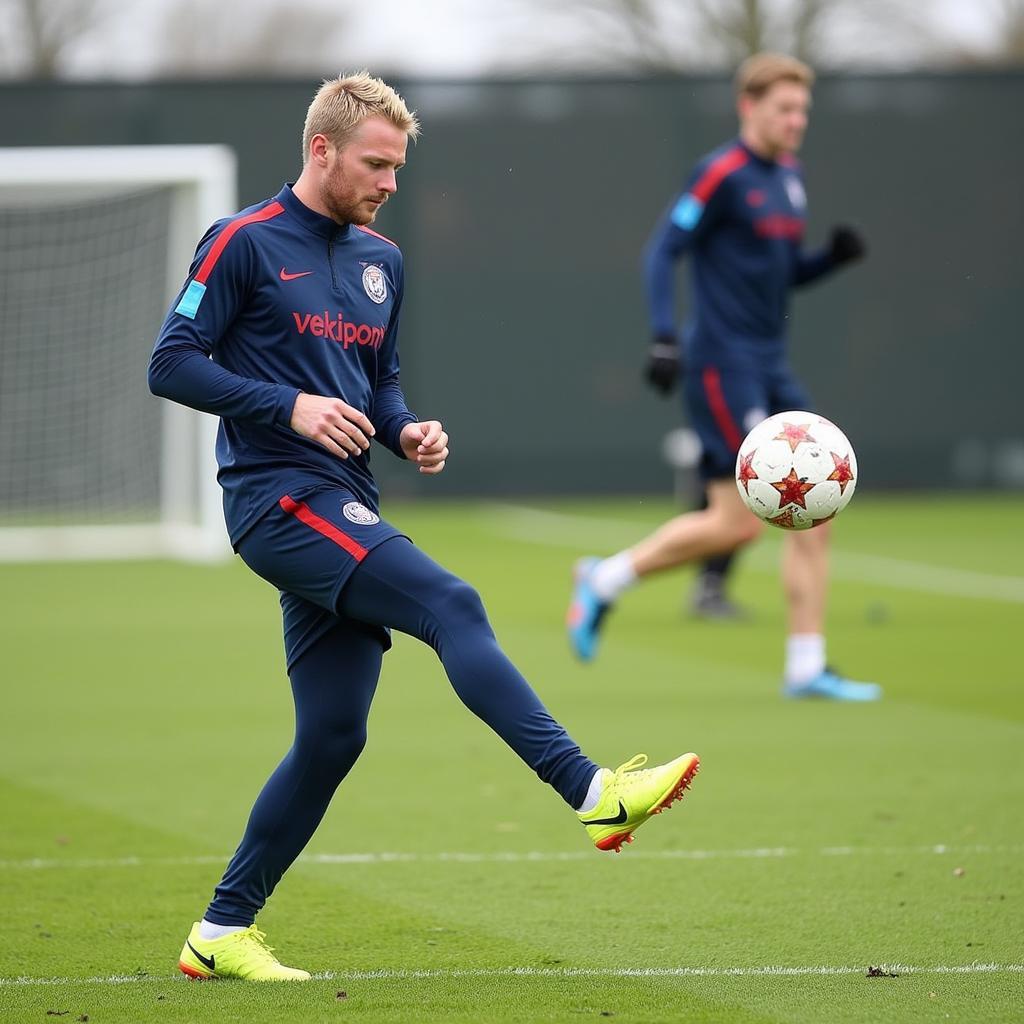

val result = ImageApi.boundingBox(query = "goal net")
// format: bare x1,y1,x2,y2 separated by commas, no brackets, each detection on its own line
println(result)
0,146,236,562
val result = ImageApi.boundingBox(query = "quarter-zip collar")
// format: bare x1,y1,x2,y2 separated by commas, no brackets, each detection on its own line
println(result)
276,183,353,241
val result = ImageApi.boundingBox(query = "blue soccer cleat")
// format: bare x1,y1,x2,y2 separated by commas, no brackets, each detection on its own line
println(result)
566,557,610,662
783,668,882,702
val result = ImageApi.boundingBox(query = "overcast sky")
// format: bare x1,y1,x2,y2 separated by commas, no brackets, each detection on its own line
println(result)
9,0,1021,79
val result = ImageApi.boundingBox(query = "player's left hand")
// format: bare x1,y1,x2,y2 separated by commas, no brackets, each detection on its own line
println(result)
400,420,449,475
828,225,866,265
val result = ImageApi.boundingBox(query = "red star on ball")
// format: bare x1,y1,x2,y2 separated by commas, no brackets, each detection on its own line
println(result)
771,468,815,509
827,452,854,493
737,452,759,493
770,507,797,529
774,421,816,452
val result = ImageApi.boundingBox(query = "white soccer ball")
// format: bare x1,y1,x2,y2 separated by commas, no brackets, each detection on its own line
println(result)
735,411,857,530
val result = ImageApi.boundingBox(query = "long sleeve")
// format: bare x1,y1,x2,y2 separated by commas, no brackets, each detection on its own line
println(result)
148,216,300,427
643,210,695,337
791,244,836,288
643,163,729,337
370,264,417,458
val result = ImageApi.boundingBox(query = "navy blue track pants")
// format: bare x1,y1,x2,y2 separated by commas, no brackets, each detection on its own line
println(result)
205,494,596,926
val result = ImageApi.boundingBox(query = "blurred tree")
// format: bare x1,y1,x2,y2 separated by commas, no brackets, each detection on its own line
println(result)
152,0,354,77
0,0,356,79
489,0,958,72
0,0,117,77
1,0,1021,78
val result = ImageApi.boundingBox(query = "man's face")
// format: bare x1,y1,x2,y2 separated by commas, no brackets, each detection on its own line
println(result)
740,80,810,157
319,116,408,226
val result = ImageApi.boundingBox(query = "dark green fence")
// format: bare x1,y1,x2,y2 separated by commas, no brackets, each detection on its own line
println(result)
3,73,1020,495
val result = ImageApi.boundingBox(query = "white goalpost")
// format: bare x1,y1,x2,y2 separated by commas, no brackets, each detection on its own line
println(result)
0,145,237,562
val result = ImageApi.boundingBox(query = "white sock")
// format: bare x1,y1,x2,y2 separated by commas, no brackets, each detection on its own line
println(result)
785,633,826,685
575,768,606,813
199,919,245,941
589,552,637,603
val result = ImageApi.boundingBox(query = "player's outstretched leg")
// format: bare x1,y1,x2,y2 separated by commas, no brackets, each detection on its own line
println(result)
566,557,612,661
178,923,311,981
577,752,700,853
783,668,881,702
338,538,702,852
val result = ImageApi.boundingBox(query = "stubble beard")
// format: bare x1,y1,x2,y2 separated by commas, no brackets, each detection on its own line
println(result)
320,168,376,226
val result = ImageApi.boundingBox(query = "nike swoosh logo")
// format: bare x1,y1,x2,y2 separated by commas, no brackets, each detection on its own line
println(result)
279,267,313,281
580,801,628,826
187,940,216,972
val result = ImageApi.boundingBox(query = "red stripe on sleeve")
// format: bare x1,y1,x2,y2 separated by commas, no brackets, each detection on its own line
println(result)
689,148,749,204
702,367,744,453
194,201,285,285
356,224,399,248
279,495,369,562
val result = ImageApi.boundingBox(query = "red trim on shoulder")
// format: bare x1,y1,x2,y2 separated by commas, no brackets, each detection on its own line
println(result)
690,148,749,204
356,224,399,248
279,495,369,562
702,367,744,453
194,201,285,285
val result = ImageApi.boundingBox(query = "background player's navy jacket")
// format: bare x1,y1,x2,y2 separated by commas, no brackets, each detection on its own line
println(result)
149,185,417,546
644,138,836,369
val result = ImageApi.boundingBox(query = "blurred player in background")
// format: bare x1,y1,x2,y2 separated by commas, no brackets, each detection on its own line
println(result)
569,53,880,702
149,71,699,982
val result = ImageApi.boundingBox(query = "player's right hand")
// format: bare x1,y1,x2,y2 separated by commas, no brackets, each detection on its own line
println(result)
644,334,681,396
289,393,375,460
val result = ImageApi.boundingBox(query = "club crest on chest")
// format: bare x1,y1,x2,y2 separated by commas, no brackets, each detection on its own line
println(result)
362,264,388,304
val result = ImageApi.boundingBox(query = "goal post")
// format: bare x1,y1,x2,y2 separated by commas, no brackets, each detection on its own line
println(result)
0,145,237,562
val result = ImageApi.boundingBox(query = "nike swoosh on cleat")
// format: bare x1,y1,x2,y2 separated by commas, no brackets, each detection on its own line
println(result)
279,268,313,281
580,801,628,826
187,940,216,972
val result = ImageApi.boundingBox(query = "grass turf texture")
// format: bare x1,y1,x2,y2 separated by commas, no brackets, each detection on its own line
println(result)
1,495,1022,1023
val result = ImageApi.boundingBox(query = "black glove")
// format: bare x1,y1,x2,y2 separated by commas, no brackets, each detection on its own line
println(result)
644,333,682,396
829,225,866,265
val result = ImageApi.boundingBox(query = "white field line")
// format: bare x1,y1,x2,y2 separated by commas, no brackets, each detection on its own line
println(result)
3,963,1023,986
482,504,1024,603
1,843,1020,871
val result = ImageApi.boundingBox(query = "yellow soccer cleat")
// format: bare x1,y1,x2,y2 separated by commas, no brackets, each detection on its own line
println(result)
177,923,311,981
578,752,700,853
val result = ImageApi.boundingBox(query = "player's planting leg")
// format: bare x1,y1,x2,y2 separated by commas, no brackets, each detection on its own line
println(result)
178,924,311,982
178,619,383,980
781,526,881,701
338,537,700,847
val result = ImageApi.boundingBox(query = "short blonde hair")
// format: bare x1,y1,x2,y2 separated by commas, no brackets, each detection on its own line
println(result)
301,71,420,163
735,53,814,98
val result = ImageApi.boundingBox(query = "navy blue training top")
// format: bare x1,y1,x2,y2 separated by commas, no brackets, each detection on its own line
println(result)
644,138,836,368
148,184,417,546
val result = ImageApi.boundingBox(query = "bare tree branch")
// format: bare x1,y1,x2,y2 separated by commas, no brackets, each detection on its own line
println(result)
1,0,117,77
152,0,355,77
485,0,993,73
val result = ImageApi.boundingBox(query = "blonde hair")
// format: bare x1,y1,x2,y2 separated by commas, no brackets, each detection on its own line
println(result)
301,71,420,163
735,53,814,99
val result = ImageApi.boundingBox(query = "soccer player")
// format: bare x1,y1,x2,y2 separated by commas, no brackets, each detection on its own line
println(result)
149,72,699,982
568,53,880,702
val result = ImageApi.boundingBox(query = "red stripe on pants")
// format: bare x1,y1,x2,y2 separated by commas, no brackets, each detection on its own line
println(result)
279,495,369,562
701,367,743,453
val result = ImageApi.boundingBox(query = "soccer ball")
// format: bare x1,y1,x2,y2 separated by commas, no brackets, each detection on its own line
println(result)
735,411,857,530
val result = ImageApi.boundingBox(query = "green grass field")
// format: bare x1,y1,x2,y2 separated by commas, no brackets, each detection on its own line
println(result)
2,495,1022,1023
